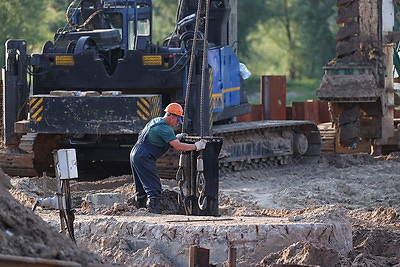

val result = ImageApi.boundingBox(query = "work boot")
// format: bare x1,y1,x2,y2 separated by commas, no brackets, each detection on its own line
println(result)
136,195,147,209
127,194,147,209
148,197,161,214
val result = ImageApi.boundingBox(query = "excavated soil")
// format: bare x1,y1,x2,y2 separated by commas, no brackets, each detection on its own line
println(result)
2,152,400,266
0,168,102,266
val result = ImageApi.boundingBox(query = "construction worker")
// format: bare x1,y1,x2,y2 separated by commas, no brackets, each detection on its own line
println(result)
130,103,206,213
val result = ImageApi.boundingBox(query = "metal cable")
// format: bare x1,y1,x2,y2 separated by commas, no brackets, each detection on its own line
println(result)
166,0,184,47
196,0,211,210
175,0,203,214
175,0,211,213
54,0,83,47
199,0,211,138
78,10,102,29
182,0,203,133
66,0,79,27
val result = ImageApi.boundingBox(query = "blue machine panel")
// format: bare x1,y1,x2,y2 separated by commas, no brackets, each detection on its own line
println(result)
220,46,240,107
208,46,241,113
208,48,224,112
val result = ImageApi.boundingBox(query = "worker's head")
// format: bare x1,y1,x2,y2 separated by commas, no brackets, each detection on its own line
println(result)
164,103,184,125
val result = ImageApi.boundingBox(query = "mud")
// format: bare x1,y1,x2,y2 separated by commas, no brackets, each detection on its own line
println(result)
2,153,400,266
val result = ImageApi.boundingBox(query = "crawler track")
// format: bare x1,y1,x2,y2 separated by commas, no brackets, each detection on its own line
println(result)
215,120,321,173
0,146,37,177
0,133,62,177
0,134,38,177
158,120,321,178
0,121,321,178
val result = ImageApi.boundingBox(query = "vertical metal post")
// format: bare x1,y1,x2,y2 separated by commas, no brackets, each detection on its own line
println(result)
228,0,237,50
228,246,237,267
56,178,66,235
377,43,395,146
53,149,78,242
261,75,286,120
189,246,211,267
3,40,28,145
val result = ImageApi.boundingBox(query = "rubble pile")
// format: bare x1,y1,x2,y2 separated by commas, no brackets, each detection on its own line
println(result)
0,168,102,265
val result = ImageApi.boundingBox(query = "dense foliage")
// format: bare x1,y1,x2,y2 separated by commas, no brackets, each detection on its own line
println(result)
0,0,70,66
0,0,338,99
237,0,337,80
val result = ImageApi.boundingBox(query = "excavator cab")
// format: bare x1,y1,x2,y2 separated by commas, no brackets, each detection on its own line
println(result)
67,0,152,50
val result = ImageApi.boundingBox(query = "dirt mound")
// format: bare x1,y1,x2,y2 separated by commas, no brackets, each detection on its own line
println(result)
259,241,350,267
352,228,400,259
0,168,102,265
367,207,400,225
320,152,379,168
127,246,174,267
0,168,12,189
348,207,400,263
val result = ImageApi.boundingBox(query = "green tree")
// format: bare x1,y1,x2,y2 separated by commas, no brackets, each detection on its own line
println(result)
271,0,302,79
237,0,336,80
237,0,302,79
47,0,72,33
237,0,269,54
0,0,70,67
293,0,337,78
152,0,177,43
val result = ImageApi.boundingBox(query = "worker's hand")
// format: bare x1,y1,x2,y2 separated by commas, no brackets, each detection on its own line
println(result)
194,139,207,151
176,133,187,141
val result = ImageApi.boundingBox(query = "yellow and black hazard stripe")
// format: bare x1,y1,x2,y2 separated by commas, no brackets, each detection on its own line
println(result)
149,96,161,118
29,98,44,122
137,96,161,120
208,69,213,133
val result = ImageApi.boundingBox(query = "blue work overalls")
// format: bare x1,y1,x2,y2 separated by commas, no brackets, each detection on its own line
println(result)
130,120,171,199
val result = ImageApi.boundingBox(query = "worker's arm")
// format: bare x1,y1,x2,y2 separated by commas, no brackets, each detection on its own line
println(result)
169,139,207,151
169,139,196,151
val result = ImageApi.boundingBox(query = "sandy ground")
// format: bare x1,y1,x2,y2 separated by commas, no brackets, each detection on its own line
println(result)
2,152,400,266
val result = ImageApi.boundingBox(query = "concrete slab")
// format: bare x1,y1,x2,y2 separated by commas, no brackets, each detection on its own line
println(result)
72,214,352,266
85,193,124,207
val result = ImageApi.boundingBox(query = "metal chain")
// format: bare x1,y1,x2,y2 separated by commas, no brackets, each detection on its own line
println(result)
182,0,203,133
197,0,210,210
197,173,207,210
196,155,207,210
200,0,211,138
176,153,189,214
176,0,211,212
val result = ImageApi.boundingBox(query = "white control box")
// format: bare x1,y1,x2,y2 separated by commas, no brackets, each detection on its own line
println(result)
53,149,78,179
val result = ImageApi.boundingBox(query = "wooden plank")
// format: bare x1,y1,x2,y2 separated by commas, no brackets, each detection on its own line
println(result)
0,254,81,267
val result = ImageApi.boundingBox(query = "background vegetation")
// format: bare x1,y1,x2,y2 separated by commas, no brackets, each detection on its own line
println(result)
0,0,338,105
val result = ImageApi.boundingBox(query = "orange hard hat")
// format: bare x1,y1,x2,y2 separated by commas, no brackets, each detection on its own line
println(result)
164,103,184,117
